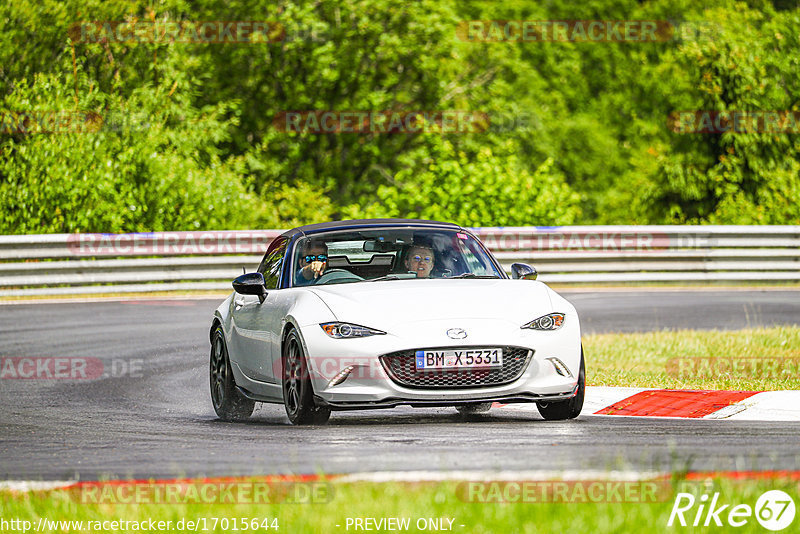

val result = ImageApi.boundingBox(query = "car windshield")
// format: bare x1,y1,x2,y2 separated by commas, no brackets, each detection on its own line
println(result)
291,228,503,286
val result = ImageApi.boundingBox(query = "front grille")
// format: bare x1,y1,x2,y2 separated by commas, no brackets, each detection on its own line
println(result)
379,346,533,389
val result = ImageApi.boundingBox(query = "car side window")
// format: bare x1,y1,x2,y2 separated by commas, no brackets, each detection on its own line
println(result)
456,238,494,275
257,238,287,289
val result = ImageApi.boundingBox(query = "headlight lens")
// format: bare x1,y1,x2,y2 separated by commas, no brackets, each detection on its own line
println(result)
521,313,565,330
320,322,386,339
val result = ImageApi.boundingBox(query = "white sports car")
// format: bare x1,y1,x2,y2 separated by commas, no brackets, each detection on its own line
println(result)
209,219,584,425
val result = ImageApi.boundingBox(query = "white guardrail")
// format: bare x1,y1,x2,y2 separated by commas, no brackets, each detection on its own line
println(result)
0,226,798,296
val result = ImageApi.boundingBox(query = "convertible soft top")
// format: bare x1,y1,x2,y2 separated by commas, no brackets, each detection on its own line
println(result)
280,218,462,238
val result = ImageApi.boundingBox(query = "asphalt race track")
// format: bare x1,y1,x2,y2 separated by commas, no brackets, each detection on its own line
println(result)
1,290,799,481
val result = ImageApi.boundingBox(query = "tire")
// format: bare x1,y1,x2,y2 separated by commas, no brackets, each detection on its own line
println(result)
210,326,255,421
537,348,585,421
282,329,331,425
456,402,492,414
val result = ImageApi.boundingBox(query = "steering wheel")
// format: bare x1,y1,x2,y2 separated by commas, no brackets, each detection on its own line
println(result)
313,269,364,285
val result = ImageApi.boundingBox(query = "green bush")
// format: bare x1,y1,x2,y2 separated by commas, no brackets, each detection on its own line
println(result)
0,54,262,233
344,136,580,226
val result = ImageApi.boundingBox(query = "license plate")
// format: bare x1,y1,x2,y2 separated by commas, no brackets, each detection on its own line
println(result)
415,348,503,370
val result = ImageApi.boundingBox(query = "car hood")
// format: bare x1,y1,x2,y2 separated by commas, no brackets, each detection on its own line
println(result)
305,279,555,329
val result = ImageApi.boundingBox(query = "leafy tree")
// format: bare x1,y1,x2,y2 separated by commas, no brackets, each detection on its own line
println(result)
643,3,800,223
0,51,260,233
344,135,581,226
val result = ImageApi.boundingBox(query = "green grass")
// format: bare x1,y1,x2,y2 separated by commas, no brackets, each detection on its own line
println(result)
2,477,798,533
585,326,800,390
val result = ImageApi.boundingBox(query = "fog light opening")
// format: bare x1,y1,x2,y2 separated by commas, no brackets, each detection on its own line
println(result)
546,357,573,378
328,366,355,387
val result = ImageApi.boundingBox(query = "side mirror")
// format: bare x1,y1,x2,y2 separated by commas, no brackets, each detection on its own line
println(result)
233,272,268,303
511,263,537,280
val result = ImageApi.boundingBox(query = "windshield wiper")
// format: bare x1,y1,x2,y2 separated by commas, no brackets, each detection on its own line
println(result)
448,273,501,279
368,275,403,282
368,273,418,282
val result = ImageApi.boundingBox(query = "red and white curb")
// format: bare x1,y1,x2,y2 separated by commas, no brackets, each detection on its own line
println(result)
501,387,800,420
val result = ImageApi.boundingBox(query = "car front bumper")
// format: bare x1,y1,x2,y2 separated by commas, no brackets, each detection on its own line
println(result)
299,317,582,408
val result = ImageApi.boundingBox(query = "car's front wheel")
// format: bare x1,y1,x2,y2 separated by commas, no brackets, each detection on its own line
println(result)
210,326,255,421
537,348,585,421
282,329,331,425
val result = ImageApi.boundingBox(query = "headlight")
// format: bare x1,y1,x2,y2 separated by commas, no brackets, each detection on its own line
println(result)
521,313,565,330
320,322,386,339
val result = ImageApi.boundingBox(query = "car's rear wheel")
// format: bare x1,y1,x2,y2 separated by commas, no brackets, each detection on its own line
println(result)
282,329,331,425
456,402,492,414
537,348,585,421
210,326,255,421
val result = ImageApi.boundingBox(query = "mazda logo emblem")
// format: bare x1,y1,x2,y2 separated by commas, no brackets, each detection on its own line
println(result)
446,328,467,339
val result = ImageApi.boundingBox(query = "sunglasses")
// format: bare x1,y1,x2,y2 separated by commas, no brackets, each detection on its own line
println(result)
410,255,432,263
304,254,328,263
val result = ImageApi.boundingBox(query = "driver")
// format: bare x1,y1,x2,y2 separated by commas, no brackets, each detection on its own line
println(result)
405,244,435,278
295,240,328,286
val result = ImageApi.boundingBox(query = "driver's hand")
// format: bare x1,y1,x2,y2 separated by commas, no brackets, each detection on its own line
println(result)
310,261,326,278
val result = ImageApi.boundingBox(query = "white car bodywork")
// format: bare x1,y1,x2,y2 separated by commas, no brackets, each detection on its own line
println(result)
212,224,583,413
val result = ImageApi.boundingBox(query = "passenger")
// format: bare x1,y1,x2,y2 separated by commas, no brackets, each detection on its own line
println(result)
405,245,435,278
296,241,328,285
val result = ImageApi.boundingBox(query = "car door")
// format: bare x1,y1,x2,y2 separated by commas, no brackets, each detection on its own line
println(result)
230,237,287,383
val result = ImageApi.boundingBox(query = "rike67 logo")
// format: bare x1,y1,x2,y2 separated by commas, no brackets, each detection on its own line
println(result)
668,490,795,531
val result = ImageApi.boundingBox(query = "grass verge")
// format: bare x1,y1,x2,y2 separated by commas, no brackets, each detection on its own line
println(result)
2,477,798,533
584,326,800,390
